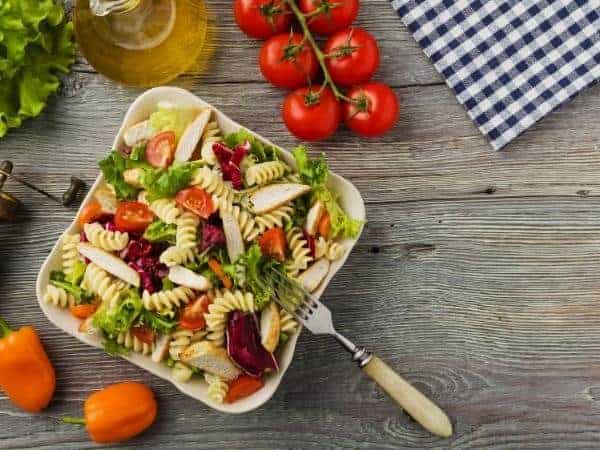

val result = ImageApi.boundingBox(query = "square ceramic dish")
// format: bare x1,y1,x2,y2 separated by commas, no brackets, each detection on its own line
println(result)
35,86,366,413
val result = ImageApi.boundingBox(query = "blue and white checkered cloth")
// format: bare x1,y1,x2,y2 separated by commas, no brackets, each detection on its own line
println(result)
390,0,600,150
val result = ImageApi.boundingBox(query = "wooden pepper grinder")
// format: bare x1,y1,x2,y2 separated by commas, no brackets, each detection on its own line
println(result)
0,160,86,221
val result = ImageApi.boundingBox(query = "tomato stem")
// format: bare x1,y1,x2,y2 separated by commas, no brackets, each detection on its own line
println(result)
62,416,86,425
285,0,352,102
0,316,12,338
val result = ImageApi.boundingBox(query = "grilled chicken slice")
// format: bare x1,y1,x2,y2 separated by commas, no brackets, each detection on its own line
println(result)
180,341,241,381
221,211,245,262
123,120,154,147
260,302,281,353
168,266,211,291
77,243,141,287
304,200,325,236
174,109,211,162
151,334,171,363
249,183,311,215
297,258,330,293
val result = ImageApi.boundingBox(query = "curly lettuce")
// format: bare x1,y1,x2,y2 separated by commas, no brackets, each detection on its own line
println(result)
224,129,281,163
149,104,197,140
0,0,74,137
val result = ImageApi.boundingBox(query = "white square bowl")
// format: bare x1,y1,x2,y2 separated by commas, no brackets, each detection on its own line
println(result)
35,86,366,413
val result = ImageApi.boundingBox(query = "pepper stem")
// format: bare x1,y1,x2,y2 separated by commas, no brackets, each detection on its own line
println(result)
0,316,12,338
62,416,86,425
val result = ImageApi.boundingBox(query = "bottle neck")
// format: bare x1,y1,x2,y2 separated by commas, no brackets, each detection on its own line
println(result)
90,0,142,16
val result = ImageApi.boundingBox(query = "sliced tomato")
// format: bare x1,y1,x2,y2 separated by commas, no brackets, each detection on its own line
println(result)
175,187,215,219
114,201,154,233
258,227,287,262
145,131,176,168
208,258,233,289
317,211,331,238
131,326,155,345
78,200,105,227
179,295,211,330
70,303,98,320
226,375,264,403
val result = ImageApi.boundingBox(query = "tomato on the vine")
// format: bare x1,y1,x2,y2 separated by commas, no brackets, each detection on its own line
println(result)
299,0,359,35
282,85,341,141
324,27,379,86
234,0,292,39
343,83,399,137
114,201,154,232
259,32,319,89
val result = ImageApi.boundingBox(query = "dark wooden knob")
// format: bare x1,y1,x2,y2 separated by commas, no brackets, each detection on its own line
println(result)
0,191,21,221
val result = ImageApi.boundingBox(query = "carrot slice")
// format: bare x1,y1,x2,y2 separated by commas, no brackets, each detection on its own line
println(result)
208,258,233,289
317,211,331,238
70,303,98,320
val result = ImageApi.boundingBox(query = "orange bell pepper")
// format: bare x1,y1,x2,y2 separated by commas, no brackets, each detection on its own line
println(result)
0,316,56,412
64,381,157,444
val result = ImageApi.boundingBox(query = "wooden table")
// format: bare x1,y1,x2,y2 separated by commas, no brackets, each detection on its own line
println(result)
2,1,600,448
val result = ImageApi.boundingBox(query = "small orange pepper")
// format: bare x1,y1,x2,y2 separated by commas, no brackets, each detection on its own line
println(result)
0,316,56,412
64,381,157,444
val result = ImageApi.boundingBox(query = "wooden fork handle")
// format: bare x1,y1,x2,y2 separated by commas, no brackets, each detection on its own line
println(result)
362,355,453,438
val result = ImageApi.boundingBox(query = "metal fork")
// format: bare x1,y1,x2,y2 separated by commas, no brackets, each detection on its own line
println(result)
267,271,453,438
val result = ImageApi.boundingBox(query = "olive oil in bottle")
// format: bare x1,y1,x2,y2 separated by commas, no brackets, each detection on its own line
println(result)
74,0,211,87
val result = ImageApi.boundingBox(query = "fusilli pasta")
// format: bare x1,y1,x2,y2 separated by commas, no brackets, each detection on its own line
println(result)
255,205,294,233
231,205,259,241
84,263,126,308
172,362,194,383
176,212,200,249
142,287,195,316
244,161,288,186
285,227,313,276
150,198,183,224
190,166,233,213
44,284,76,308
61,233,81,277
205,373,229,403
84,222,129,252
117,330,154,355
168,328,207,382
200,120,222,165
314,236,345,261
279,307,298,335
159,246,201,267
205,289,255,346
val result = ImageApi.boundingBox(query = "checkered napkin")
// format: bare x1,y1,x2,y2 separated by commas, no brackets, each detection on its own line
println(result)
390,0,600,150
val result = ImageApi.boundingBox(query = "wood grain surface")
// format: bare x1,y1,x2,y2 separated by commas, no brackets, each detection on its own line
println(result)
2,0,600,448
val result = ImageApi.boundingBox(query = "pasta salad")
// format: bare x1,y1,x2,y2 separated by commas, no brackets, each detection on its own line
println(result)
43,102,361,404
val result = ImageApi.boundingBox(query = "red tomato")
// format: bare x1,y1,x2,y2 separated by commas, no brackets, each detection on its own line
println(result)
258,227,287,261
282,85,341,141
145,131,176,168
78,200,105,227
114,201,154,232
343,83,399,137
179,295,211,330
324,28,379,86
317,211,331,238
259,33,319,89
175,187,215,219
226,375,264,403
299,0,359,35
131,326,155,345
234,0,292,39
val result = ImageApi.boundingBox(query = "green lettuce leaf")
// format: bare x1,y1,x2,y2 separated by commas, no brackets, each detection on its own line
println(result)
98,151,140,200
139,310,177,334
143,220,177,244
0,0,74,137
224,129,281,163
93,289,142,337
314,186,362,239
149,104,197,140
141,161,203,201
292,146,328,187
49,270,93,303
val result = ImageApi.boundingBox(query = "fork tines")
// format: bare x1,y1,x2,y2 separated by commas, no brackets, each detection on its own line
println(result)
264,270,316,322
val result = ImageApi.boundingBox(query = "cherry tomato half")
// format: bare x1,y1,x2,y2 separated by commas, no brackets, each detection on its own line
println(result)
259,32,319,89
179,295,211,330
78,200,106,227
175,187,215,219
282,85,342,141
234,0,292,39
114,201,154,233
258,227,287,261
299,0,359,35
324,27,379,86
145,131,176,168
131,326,155,345
343,83,399,137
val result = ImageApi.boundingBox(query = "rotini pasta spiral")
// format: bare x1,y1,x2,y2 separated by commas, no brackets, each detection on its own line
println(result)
255,205,294,233
244,161,288,186
150,198,183,224
117,329,154,355
285,227,313,276
205,289,255,346
279,307,298,335
84,222,129,252
61,233,81,277
314,236,345,261
281,172,302,183
176,212,200,249
159,246,201,267
168,328,207,361
200,120,222,165
44,284,76,308
190,166,233,212
204,373,229,403
84,263,126,308
172,362,194,383
231,205,259,241
142,287,195,316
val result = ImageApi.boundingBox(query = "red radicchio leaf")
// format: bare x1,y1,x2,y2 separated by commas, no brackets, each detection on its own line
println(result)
200,222,225,251
302,230,316,258
231,141,251,166
226,311,278,377
212,142,233,167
